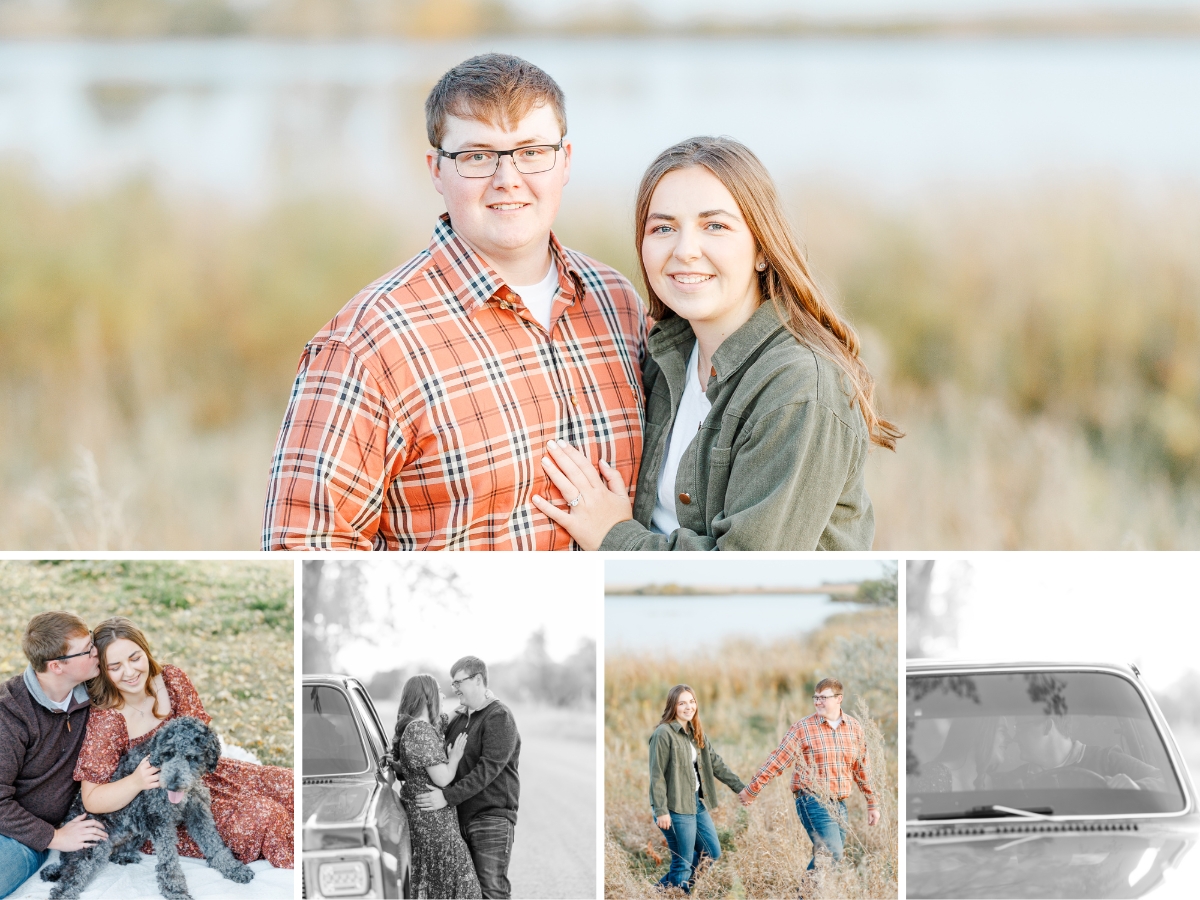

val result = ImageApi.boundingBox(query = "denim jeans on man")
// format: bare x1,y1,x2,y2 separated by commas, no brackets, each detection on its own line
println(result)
465,815,514,899
0,832,49,899
657,792,721,892
795,793,847,870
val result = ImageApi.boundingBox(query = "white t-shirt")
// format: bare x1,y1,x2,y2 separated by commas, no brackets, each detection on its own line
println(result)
507,260,559,331
691,741,700,791
46,691,73,712
651,340,712,535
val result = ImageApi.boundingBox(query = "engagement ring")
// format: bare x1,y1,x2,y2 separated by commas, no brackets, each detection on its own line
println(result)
567,493,583,508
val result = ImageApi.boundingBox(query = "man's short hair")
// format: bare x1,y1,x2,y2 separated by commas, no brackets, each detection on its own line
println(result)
815,677,844,696
425,53,567,149
451,655,489,687
23,611,90,673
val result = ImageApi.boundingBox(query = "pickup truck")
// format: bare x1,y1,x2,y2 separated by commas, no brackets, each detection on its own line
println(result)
907,660,1200,898
302,674,412,899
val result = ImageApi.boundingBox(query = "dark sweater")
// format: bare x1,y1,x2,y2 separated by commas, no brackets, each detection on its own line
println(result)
0,670,91,850
441,699,520,827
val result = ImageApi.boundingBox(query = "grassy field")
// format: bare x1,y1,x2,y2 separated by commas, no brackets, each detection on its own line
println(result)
604,608,898,899
2,166,1199,548
0,560,294,767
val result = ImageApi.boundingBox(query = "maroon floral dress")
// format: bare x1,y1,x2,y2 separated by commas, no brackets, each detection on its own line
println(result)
74,664,294,868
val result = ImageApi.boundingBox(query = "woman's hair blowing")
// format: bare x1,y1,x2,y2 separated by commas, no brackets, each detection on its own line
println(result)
634,135,902,449
658,683,705,749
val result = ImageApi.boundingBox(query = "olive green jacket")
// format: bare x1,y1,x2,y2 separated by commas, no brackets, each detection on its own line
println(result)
600,302,874,551
649,721,746,818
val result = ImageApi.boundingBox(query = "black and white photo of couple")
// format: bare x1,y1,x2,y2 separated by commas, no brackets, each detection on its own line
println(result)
301,557,597,900
390,656,520,899
0,561,295,900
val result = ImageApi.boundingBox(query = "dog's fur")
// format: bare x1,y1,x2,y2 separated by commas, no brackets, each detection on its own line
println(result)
41,716,254,900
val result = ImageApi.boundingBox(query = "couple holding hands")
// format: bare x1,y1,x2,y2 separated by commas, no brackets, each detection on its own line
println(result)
263,52,900,552
649,678,878,893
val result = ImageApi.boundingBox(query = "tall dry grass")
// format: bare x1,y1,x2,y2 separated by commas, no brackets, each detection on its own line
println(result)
2,164,1199,548
604,608,898,899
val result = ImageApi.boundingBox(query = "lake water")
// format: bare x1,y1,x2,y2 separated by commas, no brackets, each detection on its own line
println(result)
2,37,1199,207
605,594,866,652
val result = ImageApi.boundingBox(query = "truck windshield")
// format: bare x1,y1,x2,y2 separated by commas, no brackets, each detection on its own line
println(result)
908,671,1186,818
303,685,369,776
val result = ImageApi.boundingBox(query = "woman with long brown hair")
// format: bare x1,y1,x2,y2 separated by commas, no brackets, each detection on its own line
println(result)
72,617,293,868
532,136,900,550
649,684,745,892
390,673,480,899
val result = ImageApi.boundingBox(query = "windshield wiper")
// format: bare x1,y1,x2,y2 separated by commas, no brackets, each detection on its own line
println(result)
917,805,1053,820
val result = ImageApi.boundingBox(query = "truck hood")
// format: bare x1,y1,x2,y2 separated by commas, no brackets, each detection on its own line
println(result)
302,779,377,829
908,821,1200,899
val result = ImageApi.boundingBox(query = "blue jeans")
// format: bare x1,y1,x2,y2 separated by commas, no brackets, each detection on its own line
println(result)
0,833,49,899
657,793,721,892
795,793,847,871
464,815,514,899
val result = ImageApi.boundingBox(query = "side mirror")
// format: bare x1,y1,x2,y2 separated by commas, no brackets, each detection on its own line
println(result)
379,753,396,782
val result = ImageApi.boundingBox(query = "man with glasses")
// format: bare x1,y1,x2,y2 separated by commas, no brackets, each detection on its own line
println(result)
415,656,520,899
1006,714,1165,791
737,677,879,874
0,612,108,898
264,52,646,550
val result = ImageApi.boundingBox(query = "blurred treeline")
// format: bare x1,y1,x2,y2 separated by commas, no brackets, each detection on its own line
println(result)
3,167,1198,548
3,0,1198,38
366,630,596,708
0,0,511,38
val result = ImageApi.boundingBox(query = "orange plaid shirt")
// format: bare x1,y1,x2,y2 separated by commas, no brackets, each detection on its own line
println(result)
743,713,876,810
262,215,646,550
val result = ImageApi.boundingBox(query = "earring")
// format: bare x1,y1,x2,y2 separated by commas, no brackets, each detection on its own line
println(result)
755,260,767,272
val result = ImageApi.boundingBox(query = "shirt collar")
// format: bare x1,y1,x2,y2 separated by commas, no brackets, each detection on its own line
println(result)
23,665,90,712
427,214,583,320
1059,739,1086,768
648,300,788,383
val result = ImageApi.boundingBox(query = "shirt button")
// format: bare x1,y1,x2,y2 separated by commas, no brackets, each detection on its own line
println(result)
570,395,579,407
679,492,691,505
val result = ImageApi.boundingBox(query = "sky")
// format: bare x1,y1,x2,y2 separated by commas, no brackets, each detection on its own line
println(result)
930,554,1199,690
334,556,602,679
605,558,888,588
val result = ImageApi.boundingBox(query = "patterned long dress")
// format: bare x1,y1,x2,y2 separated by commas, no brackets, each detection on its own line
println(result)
397,719,482,899
74,664,294,868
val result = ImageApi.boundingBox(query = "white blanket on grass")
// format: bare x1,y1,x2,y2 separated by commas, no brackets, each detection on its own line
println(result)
13,742,294,900
15,855,294,900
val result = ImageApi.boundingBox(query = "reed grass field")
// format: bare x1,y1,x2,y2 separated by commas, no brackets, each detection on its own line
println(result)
604,607,898,899
2,164,1199,548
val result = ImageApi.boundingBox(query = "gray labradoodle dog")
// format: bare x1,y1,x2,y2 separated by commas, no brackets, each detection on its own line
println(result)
41,716,254,900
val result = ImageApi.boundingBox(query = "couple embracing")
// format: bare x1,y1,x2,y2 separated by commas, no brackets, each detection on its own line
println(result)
264,52,900,552
0,612,292,899
649,678,877,893
391,656,519,900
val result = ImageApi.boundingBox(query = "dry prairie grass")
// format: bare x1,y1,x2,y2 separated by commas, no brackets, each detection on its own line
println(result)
2,166,1199,548
0,560,294,767
604,608,898,899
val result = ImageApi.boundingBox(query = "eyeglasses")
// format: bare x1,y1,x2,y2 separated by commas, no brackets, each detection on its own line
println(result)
451,675,479,690
52,640,95,662
813,693,842,704
437,141,563,178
